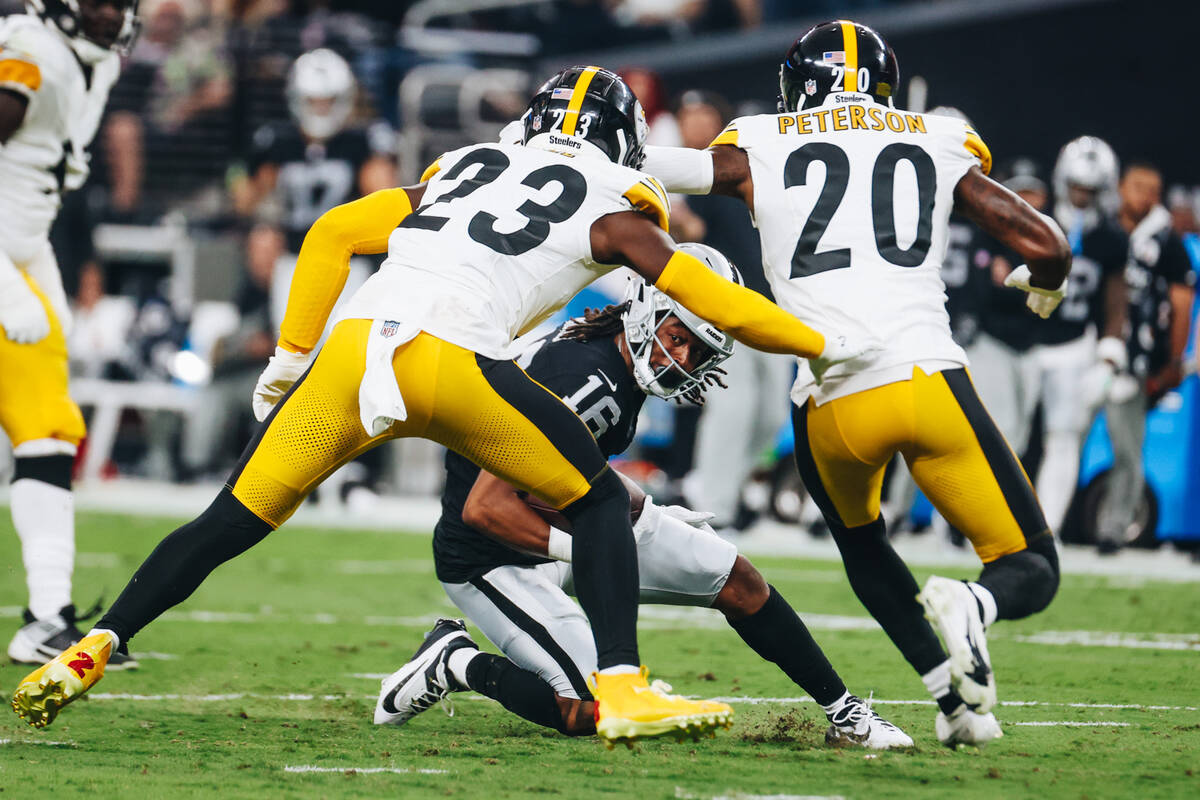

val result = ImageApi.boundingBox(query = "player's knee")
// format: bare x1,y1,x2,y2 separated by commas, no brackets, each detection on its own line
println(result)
713,556,769,621
829,516,888,556
562,468,629,524
983,537,1059,617
554,695,596,736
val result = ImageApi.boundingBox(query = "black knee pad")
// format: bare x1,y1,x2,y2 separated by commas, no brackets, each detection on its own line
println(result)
13,454,74,490
828,517,888,558
979,534,1059,618
561,468,629,524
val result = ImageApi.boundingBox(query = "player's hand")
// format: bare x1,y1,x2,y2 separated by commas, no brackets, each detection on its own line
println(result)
657,503,717,535
0,271,50,344
1004,264,1068,319
252,346,313,422
810,332,882,386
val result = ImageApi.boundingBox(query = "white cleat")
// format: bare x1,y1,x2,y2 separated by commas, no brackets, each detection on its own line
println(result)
918,576,996,712
374,618,476,726
825,695,914,750
936,705,1004,747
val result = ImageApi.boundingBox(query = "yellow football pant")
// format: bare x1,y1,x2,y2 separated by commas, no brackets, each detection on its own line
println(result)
793,367,1048,563
0,273,85,447
229,319,606,528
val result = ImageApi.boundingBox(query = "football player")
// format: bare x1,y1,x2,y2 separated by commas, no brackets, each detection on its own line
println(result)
373,245,911,749
639,21,1072,745
0,0,138,670
13,66,869,744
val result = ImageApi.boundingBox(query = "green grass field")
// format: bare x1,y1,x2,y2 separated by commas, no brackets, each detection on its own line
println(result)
2,511,1198,799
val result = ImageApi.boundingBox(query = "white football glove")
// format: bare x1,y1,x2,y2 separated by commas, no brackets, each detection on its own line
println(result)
657,502,717,535
634,497,718,542
1003,264,1068,319
252,346,313,422
810,332,882,386
0,263,50,344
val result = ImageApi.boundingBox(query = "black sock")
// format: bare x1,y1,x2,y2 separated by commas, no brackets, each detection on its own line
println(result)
937,692,967,715
830,517,948,674
465,653,577,735
728,585,847,706
562,468,639,669
977,533,1060,621
97,489,272,644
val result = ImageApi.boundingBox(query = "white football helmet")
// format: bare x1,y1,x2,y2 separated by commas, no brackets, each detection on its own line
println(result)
287,48,356,142
622,242,739,400
26,0,140,64
1053,135,1119,231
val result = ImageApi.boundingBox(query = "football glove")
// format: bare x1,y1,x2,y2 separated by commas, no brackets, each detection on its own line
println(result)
0,263,50,344
252,346,313,422
1003,264,1068,319
810,332,882,386
634,497,718,542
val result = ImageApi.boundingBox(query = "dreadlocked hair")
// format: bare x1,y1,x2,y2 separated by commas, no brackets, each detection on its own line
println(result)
560,302,631,342
677,365,728,407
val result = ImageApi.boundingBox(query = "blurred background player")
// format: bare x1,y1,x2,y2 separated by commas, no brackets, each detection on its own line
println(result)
232,46,396,326
375,249,910,749
1096,162,1196,553
0,0,138,668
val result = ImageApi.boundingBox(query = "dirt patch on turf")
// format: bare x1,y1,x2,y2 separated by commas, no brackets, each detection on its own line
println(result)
739,710,819,746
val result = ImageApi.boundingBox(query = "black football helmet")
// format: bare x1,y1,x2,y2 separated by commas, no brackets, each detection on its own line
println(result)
779,20,899,112
523,66,648,170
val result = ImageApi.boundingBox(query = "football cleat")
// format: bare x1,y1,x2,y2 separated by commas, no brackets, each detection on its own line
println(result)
591,667,733,747
825,695,914,749
918,576,996,713
936,705,1004,748
374,618,477,726
11,631,116,728
8,606,138,670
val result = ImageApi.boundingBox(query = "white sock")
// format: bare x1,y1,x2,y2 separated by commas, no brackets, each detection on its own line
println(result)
12,478,75,621
966,582,999,628
87,627,121,652
821,690,854,718
598,664,640,676
921,660,953,701
446,647,480,687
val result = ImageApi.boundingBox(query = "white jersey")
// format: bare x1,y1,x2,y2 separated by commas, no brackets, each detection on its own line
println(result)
715,93,990,405
0,15,119,264
339,142,669,359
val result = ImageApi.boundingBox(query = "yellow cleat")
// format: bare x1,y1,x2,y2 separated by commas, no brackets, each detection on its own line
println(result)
591,666,734,746
10,631,115,729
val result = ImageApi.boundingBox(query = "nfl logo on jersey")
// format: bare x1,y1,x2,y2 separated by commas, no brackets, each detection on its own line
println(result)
380,320,401,338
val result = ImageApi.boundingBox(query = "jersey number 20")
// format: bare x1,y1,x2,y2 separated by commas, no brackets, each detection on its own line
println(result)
785,142,936,278
400,148,587,256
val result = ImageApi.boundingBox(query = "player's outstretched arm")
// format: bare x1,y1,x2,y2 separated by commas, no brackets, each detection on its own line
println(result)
277,185,425,354
954,166,1070,290
641,144,754,208
591,211,826,358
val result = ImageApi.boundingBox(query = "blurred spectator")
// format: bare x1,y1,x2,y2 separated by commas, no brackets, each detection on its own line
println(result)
673,90,791,532
612,0,760,34
103,0,234,217
1096,162,1196,554
1167,185,1199,237
180,223,282,476
621,68,679,146
68,263,137,380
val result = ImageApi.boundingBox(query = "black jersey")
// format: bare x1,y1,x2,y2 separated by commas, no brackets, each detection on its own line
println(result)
433,328,646,584
249,120,394,251
972,230,1042,351
1037,217,1128,345
1125,216,1195,379
941,214,990,348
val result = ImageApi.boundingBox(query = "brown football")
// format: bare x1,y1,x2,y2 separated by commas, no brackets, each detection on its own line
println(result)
523,472,645,532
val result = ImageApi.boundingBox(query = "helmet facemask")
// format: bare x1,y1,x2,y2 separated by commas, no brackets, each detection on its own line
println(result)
621,242,739,401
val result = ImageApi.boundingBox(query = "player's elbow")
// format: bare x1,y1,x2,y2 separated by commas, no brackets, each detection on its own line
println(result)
461,494,497,532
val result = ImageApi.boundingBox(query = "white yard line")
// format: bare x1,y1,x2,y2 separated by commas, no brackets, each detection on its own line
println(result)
677,789,845,800
284,766,447,775
1010,721,1131,727
0,739,74,746
1015,631,1200,651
